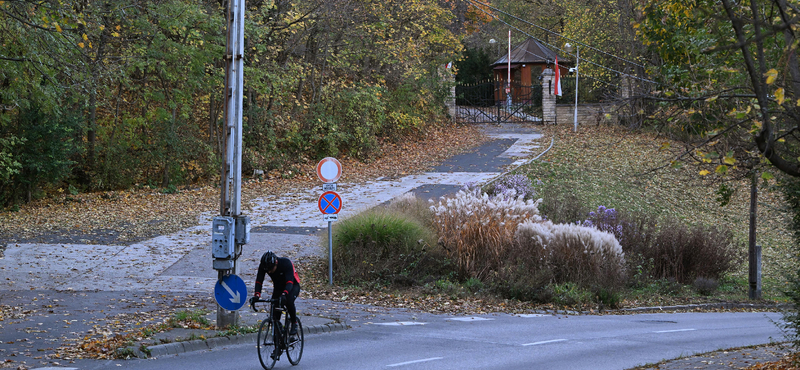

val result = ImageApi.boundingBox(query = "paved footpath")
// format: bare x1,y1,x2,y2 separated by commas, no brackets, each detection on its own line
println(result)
0,123,547,368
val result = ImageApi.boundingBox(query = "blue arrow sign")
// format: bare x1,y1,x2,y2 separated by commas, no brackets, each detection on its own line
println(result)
214,274,248,311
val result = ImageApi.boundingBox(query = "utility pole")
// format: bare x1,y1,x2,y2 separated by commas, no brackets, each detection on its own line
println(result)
749,170,762,300
213,0,249,329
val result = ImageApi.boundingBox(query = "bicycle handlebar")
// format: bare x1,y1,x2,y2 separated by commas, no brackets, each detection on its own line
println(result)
252,297,287,311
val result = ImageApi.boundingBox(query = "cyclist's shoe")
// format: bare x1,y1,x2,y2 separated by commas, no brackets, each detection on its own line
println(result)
289,321,298,336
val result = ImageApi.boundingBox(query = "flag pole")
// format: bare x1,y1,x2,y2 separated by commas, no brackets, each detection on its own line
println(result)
507,29,511,107
573,45,579,132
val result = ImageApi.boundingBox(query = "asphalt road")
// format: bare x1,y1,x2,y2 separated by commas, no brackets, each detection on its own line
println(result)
58,311,784,370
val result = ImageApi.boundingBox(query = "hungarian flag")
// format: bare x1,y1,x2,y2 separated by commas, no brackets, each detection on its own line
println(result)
554,56,562,96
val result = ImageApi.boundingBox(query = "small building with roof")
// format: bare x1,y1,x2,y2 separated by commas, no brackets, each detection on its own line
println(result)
491,38,571,104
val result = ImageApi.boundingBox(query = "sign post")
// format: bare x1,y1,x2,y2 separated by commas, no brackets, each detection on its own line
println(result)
316,158,342,285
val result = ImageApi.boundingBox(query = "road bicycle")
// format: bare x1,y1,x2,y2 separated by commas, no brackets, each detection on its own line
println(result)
253,298,304,369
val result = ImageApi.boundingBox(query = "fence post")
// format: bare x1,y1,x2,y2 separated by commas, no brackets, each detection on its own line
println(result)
541,68,556,124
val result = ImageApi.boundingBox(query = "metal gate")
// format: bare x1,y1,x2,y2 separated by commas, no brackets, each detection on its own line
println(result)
455,80,542,124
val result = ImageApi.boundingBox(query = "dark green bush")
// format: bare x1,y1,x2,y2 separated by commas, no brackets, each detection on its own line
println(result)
0,104,81,206
328,207,443,286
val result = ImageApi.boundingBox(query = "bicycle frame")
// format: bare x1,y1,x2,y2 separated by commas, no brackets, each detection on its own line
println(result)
254,297,303,369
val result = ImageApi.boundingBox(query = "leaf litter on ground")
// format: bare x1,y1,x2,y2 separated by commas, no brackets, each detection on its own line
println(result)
1,122,796,366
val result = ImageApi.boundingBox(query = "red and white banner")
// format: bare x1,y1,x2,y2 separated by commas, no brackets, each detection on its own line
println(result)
554,56,562,96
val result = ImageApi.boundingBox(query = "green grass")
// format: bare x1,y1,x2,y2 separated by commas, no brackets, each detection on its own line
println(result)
522,125,794,304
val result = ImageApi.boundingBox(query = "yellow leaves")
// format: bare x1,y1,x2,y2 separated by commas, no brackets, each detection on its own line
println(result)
715,165,728,175
55,23,62,33
79,42,85,48
765,68,778,84
83,33,88,41
659,142,671,151
111,32,120,37
775,87,785,104
723,156,736,165
699,170,710,176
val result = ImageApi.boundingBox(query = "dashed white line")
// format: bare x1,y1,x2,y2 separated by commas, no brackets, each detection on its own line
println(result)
654,328,696,333
522,339,567,346
387,357,444,367
448,316,494,322
374,321,427,326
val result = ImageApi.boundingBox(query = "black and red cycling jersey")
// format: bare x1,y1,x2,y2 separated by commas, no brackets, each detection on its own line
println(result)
254,257,301,297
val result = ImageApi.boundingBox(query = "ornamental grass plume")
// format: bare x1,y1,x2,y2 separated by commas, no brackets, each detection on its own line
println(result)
430,187,543,280
516,219,626,288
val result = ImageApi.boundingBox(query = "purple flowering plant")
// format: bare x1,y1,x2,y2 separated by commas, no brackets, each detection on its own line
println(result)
492,174,535,200
582,205,623,239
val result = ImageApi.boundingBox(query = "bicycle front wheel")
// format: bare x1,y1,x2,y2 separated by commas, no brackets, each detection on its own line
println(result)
286,317,304,365
257,318,277,370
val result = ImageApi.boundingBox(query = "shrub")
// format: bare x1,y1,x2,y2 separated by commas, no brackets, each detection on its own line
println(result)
582,206,623,239
384,192,435,229
516,220,627,289
488,174,536,200
491,262,553,302
430,187,544,280
328,206,441,286
778,176,800,351
551,282,594,306
648,221,742,283
693,277,719,296
536,187,587,224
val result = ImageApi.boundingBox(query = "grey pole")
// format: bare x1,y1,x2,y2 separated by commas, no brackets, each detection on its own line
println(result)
749,170,762,300
573,45,579,132
217,0,246,329
328,221,333,285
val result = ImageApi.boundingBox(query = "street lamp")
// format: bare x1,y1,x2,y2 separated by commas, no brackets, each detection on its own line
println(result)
564,42,579,132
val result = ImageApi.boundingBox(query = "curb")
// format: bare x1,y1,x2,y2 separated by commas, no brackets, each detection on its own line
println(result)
617,302,791,314
119,322,349,359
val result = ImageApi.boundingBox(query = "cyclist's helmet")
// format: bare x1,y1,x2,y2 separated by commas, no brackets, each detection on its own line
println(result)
261,250,277,270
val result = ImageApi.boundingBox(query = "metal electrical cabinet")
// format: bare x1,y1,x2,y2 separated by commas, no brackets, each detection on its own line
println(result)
212,216,235,270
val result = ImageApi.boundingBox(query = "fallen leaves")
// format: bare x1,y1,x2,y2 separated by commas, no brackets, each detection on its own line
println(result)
0,123,488,247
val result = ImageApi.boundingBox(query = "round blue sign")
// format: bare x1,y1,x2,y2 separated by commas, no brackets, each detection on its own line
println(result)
214,274,248,311
318,191,342,214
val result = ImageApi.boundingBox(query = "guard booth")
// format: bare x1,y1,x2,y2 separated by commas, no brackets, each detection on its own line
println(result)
490,38,570,105
454,38,570,124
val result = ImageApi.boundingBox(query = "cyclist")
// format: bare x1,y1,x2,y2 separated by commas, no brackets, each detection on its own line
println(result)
250,250,301,336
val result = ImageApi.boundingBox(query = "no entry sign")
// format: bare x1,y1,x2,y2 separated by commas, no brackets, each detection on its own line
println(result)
316,157,342,183
318,191,342,214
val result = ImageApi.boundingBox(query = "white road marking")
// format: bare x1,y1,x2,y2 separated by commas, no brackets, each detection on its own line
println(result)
522,339,567,346
654,328,696,333
518,314,550,318
387,357,444,367
374,321,426,326
448,316,494,322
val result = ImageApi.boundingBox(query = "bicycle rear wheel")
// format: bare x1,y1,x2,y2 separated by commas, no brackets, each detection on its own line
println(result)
286,317,304,365
257,318,277,370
